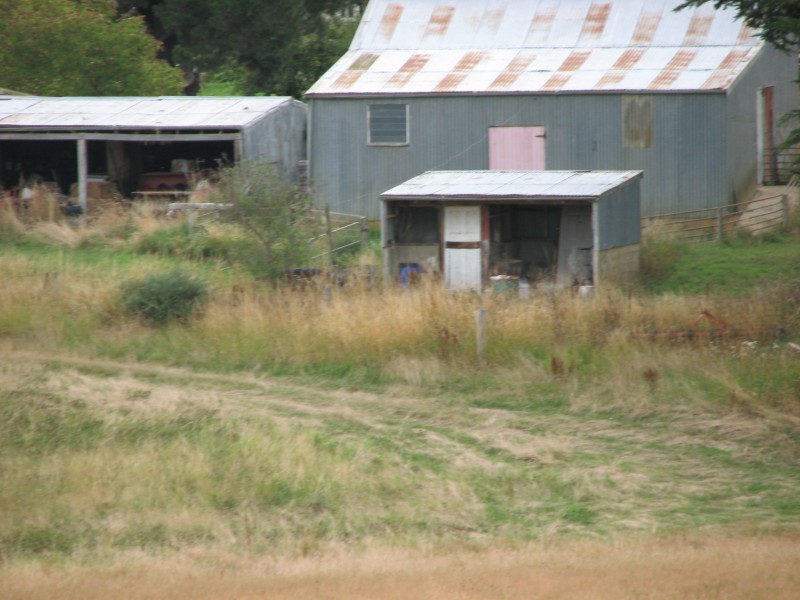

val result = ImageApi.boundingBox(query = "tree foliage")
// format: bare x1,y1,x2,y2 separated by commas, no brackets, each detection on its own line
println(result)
118,0,365,97
676,1,800,50
214,160,320,281
0,0,184,96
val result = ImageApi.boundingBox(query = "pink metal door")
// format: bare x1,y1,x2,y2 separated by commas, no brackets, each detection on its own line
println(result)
488,126,546,170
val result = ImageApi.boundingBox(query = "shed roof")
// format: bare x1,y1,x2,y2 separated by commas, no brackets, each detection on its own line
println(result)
0,96,301,132
380,170,643,201
307,0,761,96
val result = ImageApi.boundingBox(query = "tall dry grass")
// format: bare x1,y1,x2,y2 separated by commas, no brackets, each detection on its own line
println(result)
2,535,799,600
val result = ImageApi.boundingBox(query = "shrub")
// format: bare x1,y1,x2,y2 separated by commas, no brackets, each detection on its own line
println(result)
121,270,208,327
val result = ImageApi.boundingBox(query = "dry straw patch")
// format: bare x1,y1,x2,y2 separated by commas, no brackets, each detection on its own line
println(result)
2,535,799,600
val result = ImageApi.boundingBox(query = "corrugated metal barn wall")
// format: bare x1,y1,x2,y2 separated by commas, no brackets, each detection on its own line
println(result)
310,92,732,219
241,100,308,179
725,45,799,203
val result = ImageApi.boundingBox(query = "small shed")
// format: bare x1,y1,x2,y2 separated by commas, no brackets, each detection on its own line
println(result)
0,95,307,211
380,170,643,291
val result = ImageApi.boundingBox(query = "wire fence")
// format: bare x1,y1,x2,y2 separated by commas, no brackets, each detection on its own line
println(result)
643,176,798,242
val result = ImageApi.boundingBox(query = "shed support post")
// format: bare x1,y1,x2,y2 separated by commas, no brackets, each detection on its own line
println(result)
77,137,88,214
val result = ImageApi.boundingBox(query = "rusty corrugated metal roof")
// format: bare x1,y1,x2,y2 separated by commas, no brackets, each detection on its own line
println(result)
307,0,761,96
0,96,299,131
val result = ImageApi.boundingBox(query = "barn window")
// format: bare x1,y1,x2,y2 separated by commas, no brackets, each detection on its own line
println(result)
368,104,409,145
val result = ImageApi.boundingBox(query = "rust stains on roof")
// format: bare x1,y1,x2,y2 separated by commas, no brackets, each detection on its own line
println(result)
424,5,455,38
434,51,485,92
614,48,646,70
387,54,430,88
683,13,713,45
483,7,506,34
648,50,697,89
581,2,611,40
737,23,756,44
560,50,592,72
379,3,404,43
527,6,557,43
333,53,379,89
489,54,536,90
595,49,645,89
632,11,662,45
542,73,571,92
701,49,748,89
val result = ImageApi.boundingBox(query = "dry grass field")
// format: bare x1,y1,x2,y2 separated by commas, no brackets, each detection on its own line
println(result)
1,189,799,598
3,535,799,599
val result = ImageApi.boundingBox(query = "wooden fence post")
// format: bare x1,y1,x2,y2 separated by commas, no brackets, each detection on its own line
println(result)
716,208,724,241
475,308,487,362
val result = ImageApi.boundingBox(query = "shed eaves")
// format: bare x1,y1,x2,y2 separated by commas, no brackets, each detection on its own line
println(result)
307,0,761,96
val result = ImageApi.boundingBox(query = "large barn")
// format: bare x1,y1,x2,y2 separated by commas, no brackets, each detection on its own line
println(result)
306,0,798,220
0,96,307,210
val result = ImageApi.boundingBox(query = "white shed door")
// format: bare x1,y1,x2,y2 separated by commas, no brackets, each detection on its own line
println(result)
444,206,482,291
556,205,593,286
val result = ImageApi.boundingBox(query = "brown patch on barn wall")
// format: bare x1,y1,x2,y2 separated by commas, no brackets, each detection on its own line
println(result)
622,95,653,149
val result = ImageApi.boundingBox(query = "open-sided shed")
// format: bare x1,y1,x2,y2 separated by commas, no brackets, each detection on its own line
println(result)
380,170,643,291
0,95,307,211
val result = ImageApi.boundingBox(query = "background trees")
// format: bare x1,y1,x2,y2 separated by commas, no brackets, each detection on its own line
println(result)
0,0,184,96
118,0,366,97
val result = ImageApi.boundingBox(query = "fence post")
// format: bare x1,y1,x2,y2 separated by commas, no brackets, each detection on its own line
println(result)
782,194,790,228
716,208,724,241
324,205,333,269
360,219,369,251
475,308,487,362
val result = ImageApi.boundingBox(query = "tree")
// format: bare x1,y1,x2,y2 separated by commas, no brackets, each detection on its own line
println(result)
0,0,184,96
676,1,800,50
117,0,365,97
677,1,800,174
214,159,320,281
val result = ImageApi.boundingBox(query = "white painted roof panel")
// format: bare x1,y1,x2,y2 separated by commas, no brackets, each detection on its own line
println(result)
381,170,644,200
0,96,298,130
307,0,761,95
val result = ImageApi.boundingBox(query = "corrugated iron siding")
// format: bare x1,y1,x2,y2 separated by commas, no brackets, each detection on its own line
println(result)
311,92,732,218
241,98,307,176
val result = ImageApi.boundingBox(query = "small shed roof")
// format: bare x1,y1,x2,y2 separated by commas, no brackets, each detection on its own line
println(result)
307,0,761,96
0,96,301,132
380,170,644,202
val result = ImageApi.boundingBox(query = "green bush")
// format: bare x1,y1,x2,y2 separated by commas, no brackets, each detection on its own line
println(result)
121,270,208,327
